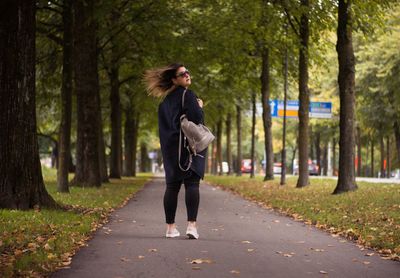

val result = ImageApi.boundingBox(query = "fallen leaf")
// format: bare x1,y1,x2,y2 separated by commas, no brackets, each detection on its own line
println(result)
276,251,283,254
28,242,39,250
363,261,371,265
190,258,214,264
138,255,145,259
283,254,293,257
297,241,305,244
120,257,131,262
62,261,72,266
365,253,374,257
230,270,240,274
273,220,280,223
241,241,252,244
310,248,325,252
327,245,334,247
319,270,328,274
247,249,255,252
44,243,52,251
192,266,201,270
36,236,46,243
148,249,158,252
47,253,57,260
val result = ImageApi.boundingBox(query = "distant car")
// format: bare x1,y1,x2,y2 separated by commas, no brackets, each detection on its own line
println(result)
293,160,319,176
241,159,256,173
273,162,282,174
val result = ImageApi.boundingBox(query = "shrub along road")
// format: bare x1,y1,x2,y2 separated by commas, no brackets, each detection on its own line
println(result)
52,177,399,278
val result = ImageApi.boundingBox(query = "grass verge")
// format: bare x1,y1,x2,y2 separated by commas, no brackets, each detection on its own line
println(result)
206,175,400,260
0,168,151,277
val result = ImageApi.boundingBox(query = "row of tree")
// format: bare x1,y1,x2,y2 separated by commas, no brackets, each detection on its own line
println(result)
1,0,399,209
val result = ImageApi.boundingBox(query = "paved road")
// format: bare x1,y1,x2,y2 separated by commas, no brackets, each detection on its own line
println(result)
52,177,399,278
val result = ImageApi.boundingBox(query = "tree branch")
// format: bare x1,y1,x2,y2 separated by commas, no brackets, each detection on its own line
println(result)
36,26,63,45
119,74,138,86
37,5,62,15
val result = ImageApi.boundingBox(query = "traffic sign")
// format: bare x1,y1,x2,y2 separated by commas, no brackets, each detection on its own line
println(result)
268,100,332,119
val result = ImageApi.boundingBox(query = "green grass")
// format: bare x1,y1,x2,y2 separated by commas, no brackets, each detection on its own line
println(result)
0,168,151,277
206,175,400,260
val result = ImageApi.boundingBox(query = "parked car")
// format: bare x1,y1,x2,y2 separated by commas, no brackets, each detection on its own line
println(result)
293,160,319,175
241,159,256,173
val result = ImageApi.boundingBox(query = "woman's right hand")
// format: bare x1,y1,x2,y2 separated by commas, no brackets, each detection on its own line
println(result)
197,98,203,108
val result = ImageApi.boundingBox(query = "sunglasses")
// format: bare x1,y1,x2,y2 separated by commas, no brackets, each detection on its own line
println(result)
176,70,190,78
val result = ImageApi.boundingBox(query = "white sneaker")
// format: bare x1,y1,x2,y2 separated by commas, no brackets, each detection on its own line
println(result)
186,226,199,239
166,228,180,238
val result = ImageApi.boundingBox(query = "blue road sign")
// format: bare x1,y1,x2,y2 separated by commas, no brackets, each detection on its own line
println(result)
269,100,332,119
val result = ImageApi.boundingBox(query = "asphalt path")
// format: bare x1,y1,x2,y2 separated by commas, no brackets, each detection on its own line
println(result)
52,177,399,278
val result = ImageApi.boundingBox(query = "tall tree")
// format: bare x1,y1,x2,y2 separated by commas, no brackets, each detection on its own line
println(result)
226,113,233,175
236,103,242,176
261,48,274,180
296,0,311,188
72,0,101,187
216,117,223,175
333,0,358,194
57,0,73,193
0,0,57,208
250,91,257,178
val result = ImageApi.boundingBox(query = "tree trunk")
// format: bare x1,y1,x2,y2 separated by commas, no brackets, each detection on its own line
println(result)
132,112,139,176
322,144,328,176
123,108,134,176
333,0,357,194
216,118,223,175
291,147,297,175
357,127,362,177
57,0,73,193
261,48,274,181
380,136,385,178
72,0,101,187
250,91,256,178
0,0,57,209
386,136,391,178
226,113,233,175
109,59,122,179
332,138,337,176
98,108,109,183
394,121,400,166
236,104,242,176
281,44,288,185
315,131,321,175
296,0,310,188
309,128,314,161
211,138,216,175
140,142,149,172
371,139,374,177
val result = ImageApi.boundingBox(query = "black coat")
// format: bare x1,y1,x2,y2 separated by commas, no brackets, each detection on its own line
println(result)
158,86,207,183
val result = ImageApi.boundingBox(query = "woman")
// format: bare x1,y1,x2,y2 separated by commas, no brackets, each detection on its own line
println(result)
144,63,207,239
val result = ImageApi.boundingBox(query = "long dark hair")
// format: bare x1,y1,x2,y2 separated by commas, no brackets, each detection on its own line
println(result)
143,63,183,97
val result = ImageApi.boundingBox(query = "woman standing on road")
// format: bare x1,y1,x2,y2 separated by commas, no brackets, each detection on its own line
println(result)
144,63,207,239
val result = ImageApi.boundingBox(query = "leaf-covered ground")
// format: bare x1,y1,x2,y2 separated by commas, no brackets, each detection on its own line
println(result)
206,175,400,261
0,169,150,278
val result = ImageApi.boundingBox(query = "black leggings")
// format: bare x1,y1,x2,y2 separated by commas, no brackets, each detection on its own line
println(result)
164,173,200,224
